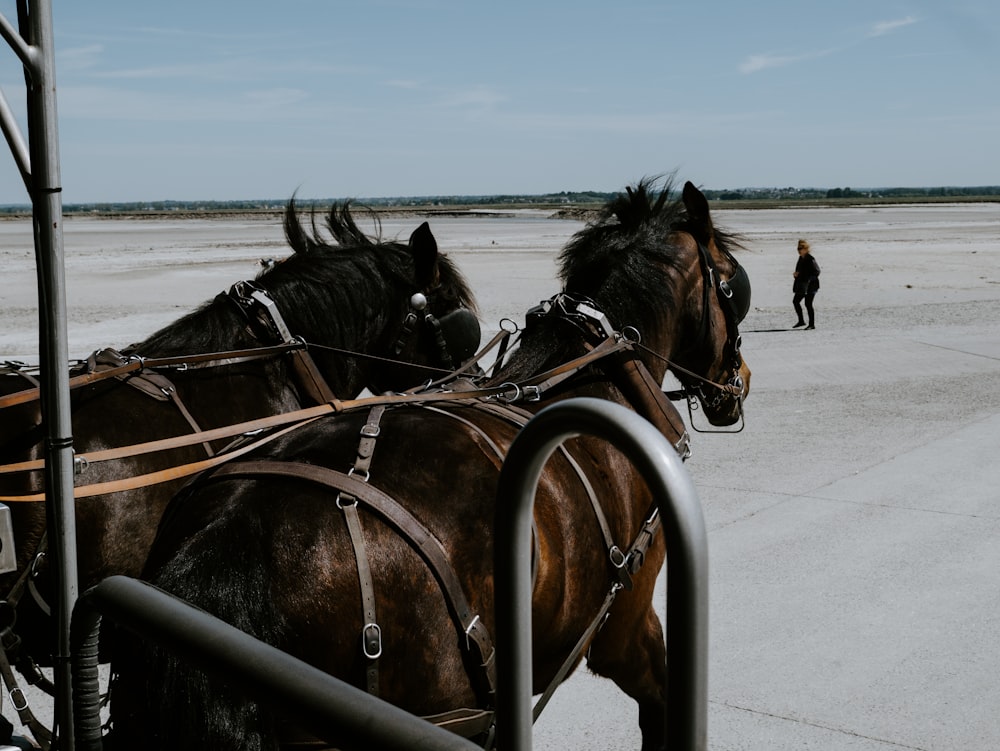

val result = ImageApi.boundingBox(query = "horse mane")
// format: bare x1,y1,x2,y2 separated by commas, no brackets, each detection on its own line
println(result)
282,199,477,315
130,200,475,359
559,176,741,316
491,176,742,383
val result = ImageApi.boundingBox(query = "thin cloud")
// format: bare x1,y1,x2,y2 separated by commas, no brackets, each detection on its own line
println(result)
868,16,919,37
385,79,424,91
57,44,105,72
739,49,834,74
438,85,507,113
739,17,919,75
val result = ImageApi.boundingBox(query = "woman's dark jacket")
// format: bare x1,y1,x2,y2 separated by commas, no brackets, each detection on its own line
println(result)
793,253,821,294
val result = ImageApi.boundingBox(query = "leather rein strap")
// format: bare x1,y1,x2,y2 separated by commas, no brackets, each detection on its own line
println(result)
0,343,305,411
0,339,632,502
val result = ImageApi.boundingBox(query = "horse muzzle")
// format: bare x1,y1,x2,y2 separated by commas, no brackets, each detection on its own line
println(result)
699,360,750,428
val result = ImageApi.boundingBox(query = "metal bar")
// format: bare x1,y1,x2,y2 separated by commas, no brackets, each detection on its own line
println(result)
0,8,37,67
11,0,79,745
0,86,31,189
494,397,709,751
71,576,482,751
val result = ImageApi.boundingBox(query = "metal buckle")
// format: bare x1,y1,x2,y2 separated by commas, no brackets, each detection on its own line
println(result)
608,545,627,569
362,623,382,659
9,686,27,712
360,423,381,438
465,614,481,651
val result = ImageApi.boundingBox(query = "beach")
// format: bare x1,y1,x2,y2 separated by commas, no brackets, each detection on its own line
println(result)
2,202,1000,749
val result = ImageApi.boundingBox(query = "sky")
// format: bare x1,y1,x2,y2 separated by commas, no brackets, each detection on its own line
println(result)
1,0,998,204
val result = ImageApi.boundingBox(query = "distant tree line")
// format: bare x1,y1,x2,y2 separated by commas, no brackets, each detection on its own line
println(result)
708,186,1000,201
1,186,998,215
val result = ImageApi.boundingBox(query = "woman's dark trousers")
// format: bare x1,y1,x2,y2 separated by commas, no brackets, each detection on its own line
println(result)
793,292,815,327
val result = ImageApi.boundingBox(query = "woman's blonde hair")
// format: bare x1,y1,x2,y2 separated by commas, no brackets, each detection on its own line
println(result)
797,239,810,251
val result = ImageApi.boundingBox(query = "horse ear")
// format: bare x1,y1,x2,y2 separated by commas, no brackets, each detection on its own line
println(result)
682,181,714,240
408,221,439,287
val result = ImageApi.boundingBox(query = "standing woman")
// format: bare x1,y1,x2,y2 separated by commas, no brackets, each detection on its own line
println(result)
792,239,820,329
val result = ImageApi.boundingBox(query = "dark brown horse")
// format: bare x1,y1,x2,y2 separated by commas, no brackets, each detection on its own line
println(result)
109,180,750,751
0,201,478,666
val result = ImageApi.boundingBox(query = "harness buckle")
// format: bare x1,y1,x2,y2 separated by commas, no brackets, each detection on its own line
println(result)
522,385,541,402
73,455,89,476
9,686,27,712
465,614,482,651
359,423,381,438
362,623,382,659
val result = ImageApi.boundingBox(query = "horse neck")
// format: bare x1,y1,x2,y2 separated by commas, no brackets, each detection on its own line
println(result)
133,295,258,358
258,254,410,398
128,296,309,411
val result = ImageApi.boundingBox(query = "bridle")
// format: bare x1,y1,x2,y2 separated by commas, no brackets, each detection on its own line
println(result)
674,239,750,430
391,292,481,374
227,280,480,396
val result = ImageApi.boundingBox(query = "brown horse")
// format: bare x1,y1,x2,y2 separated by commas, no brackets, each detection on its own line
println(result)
109,179,750,751
0,201,478,667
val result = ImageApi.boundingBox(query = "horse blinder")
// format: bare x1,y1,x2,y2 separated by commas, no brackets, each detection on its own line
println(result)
436,308,482,366
719,263,751,325
393,292,482,371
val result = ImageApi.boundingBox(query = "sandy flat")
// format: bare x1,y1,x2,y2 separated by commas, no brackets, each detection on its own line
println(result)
3,202,1000,750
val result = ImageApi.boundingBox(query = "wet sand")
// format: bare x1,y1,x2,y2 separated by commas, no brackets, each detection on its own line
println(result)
3,202,1000,749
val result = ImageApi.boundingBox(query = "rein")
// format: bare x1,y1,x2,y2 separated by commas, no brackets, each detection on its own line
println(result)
0,337,632,501
0,343,307,412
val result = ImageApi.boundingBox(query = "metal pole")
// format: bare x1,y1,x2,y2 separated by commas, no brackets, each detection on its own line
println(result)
8,0,78,743
71,577,482,751
494,397,709,750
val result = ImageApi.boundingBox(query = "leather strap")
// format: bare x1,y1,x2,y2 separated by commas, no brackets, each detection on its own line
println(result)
0,641,52,750
288,348,338,405
337,405,387,695
0,414,326,502
608,353,692,459
0,344,304,411
472,401,631,588
340,502,380,693
532,588,619,723
204,460,497,703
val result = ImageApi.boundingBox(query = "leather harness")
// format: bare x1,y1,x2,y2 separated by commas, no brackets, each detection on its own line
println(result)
178,330,690,743
0,242,746,745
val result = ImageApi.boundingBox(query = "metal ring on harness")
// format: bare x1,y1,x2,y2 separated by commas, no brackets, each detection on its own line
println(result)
619,326,641,344
496,382,521,403
347,467,370,483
